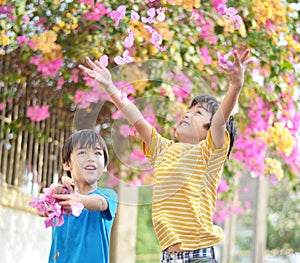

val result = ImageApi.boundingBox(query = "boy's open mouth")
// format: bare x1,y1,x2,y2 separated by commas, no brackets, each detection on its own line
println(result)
179,120,190,126
84,165,97,171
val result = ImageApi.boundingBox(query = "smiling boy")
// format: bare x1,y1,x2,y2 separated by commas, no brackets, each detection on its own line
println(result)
49,129,118,263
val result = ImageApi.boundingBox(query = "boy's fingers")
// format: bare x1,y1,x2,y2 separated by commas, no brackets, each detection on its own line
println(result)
240,49,250,63
85,56,97,69
95,60,104,69
233,50,242,66
79,65,88,72
244,57,255,66
219,64,229,71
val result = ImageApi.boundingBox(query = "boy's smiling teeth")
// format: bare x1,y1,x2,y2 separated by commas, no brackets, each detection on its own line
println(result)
84,165,96,170
180,120,190,126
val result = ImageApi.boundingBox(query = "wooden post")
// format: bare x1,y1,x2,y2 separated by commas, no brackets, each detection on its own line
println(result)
110,182,139,263
252,176,269,263
222,213,237,263
221,174,239,263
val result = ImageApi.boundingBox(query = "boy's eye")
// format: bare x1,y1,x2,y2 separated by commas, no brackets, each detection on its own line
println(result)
78,150,86,155
196,111,202,115
95,151,103,156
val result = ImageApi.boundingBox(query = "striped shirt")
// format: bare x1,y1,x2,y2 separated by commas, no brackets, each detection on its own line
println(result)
142,127,230,251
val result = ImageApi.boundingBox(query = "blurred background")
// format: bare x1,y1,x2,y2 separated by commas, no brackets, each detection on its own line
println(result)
0,0,299,262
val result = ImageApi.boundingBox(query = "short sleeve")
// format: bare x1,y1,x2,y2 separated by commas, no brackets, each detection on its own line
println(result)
201,129,230,164
142,127,172,164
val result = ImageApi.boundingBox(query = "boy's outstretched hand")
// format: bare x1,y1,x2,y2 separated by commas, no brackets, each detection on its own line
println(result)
79,56,115,94
219,49,255,88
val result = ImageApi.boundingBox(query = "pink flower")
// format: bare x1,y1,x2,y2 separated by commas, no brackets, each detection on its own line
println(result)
30,182,84,228
0,102,5,111
106,168,121,187
57,77,64,90
211,0,227,11
112,110,123,120
119,124,135,137
35,17,47,27
17,35,30,46
200,48,212,65
244,201,251,210
142,8,156,24
83,3,107,21
150,30,163,47
217,4,227,16
111,5,126,27
169,72,193,102
74,88,105,109
156,7,166,22
218,5,243,30
217,179,229,193
72,68,79,83
114,50,134,65
22,15,30,22
30,55,64,77
226,7,237,17
27,105,50,122
130,149,147,162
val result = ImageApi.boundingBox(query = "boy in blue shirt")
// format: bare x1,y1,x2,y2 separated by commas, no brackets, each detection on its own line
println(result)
49,129,118,263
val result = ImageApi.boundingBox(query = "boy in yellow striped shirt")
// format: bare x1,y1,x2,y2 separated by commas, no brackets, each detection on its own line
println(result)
79,49,254,263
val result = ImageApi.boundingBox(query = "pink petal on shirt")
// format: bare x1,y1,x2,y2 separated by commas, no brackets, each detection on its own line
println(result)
71,202,84,217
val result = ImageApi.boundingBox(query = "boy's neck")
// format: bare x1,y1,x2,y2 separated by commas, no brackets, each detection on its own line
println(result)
76,184,98,195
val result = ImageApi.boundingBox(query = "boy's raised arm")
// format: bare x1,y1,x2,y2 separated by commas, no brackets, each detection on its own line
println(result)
79,57,153,147
211,49,254,149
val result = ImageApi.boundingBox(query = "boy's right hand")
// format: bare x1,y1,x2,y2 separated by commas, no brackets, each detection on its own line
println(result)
79,56,116,95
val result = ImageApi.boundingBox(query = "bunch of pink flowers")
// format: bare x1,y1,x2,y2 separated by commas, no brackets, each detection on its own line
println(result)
29,180,84,228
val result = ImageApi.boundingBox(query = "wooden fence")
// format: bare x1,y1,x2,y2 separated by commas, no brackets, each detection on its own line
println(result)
0,51,74,195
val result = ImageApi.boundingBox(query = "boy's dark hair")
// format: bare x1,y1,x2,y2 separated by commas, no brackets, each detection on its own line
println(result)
189,95,237,157
62,129,109,178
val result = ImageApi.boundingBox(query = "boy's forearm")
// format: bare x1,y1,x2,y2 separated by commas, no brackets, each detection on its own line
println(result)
79,194,108,211
213,82,242,126
104,82,144,125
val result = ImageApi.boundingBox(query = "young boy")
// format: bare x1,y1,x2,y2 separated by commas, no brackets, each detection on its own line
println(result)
79,49,253,262
49,129,118,263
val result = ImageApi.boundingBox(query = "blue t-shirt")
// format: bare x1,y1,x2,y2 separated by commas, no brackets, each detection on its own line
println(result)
49,188,118,263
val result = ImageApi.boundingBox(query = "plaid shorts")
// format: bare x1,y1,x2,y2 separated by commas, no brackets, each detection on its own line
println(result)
161,246,216,263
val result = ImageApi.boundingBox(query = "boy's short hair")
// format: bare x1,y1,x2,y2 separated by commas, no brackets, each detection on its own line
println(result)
189,95,219,118
62,130,109,177
189,95,237,158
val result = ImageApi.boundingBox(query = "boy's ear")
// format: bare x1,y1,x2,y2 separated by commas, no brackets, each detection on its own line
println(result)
63,162,71,171
103,166,107,173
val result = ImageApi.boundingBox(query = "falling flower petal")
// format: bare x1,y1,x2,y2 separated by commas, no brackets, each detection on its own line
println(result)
131,10,140,22
217,51,234,71
111,5,126,27
114,50,134,65
99,55,108,67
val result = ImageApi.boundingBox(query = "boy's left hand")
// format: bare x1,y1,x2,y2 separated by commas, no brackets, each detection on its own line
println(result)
220,49,255,88
54,190,82,213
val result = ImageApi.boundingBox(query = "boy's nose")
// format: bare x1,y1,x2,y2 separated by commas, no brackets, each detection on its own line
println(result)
86,153,95,161
184,112,190,119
